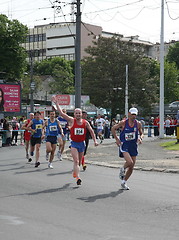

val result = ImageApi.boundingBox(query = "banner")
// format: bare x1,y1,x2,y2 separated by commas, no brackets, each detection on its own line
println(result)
0,84,21,113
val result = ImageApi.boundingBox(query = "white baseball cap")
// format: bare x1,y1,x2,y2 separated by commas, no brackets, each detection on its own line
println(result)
129,107,138,115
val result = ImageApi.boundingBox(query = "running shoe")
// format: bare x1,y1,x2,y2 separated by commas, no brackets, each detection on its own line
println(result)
28,158,32,162
35,162,40,168
76,178,82,185
48,162,53,169
82,164,87,171
30,151,34,156
57,151,61,160
60,155,63,161
46,152,49,161
26,153,29,159
121,182,130,190
119,167,125,180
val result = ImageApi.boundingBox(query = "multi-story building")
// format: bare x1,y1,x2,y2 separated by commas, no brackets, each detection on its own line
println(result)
22,22,156,62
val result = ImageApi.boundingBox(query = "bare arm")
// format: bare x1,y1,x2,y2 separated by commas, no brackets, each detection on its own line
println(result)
86,121,98,146
57,120,64,136
111,121,124,146
27,120,36,133
52,96,73,123
137,121,144,144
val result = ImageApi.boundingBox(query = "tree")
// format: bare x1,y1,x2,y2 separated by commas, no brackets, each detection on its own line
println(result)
166,42,179,69
34,57,74,94
82,37,159,117
0,14,28,82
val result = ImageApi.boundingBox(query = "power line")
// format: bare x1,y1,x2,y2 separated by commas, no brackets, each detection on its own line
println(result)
165,0,179,20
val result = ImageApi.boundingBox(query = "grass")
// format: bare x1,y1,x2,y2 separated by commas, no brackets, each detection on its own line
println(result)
160,140,179,151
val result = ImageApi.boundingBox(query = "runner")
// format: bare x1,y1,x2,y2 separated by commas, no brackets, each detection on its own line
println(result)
95,114,105,143
111,107,143,190
44,111,64,169
27,111,44,168
81,110,92,171
52,96,98,185
57,109,68,161
21,113,34,162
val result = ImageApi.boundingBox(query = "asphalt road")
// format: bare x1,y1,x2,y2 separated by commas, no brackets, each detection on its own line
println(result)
0,145,179,240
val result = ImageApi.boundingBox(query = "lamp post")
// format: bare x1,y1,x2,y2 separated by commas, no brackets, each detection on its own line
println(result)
29,51,35,113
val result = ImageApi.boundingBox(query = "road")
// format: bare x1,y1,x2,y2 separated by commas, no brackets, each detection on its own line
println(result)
0,145,179,240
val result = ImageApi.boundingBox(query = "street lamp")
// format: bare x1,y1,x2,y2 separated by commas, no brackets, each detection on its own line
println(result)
29,51,35,113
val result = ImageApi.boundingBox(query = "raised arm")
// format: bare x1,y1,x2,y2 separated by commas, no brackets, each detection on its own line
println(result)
52,96,73,123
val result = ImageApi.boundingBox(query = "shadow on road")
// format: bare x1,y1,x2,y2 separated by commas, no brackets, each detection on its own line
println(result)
77,189,124,203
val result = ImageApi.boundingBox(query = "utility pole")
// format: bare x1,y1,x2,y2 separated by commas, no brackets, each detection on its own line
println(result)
30,51,35,113
159,0,165,138
75,0,81,108
125,65,129,116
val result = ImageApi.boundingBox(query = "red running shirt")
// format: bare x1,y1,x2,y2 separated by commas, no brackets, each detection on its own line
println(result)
24,119,31,141
70,118,87,142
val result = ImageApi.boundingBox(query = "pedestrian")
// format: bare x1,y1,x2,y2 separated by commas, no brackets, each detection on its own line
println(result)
57,109,69,161
27,111,44,168
111,107,143,190
153,116,159,136
104,117,110,138
21,113,34,162
95,114,105,143
11,117,19,145
148,117,153,137
52,96,98,185
44,111,64,169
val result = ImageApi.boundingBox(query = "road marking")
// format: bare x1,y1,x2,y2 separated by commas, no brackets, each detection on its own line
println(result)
0,215,24,225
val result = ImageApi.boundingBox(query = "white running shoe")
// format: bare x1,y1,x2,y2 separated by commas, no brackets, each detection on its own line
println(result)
57,151,61,160
60,155,63,161
46,152,49,161
48,162,53,169
119,167,125,180
121,182,130,190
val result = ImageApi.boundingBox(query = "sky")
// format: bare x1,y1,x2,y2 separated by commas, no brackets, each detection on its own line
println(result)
0,0,179,43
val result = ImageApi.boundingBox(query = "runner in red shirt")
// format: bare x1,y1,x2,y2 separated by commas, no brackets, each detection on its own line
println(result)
21,113,34,162
52,96,98,185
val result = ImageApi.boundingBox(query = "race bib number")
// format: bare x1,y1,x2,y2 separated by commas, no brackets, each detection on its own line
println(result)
60,121,66,127
125,132,135,141
74,128,84,135
36,124,42,130
50,125,57,132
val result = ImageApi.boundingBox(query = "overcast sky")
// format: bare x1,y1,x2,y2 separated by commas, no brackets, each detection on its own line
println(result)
1,0,179,43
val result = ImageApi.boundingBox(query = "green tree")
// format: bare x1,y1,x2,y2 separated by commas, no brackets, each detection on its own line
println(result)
34,57,74,94
0,14,28,82
166,42,179,69
82,37,158,117
164,61,179,103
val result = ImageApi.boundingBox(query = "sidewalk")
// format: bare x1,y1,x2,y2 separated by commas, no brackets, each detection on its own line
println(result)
65,136,179,174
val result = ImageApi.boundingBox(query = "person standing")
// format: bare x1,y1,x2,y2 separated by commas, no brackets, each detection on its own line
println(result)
57,109,69,161
52,96,98,185
27,111,44,168
11,117,19,146
112,107,143,190
21,113,34,162
45,111,64,169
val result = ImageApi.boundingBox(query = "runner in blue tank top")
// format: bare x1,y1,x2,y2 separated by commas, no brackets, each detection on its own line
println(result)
57,109,69,161
112,107,143,190
44,111,63,169
27,111,45,168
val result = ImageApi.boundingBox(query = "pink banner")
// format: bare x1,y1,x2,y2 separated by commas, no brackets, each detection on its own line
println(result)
0,84,21,112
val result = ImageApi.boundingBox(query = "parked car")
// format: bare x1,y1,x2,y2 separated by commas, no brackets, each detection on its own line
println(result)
169,101,179,113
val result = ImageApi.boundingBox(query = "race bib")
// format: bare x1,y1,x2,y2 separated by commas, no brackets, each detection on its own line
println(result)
50,125,57,132
125,132,135,141
60,121,66,127
74,128,84,135
36,124,42,130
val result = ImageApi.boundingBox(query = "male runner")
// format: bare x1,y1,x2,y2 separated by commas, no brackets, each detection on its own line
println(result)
44,111,63,169
27,111,44,167
95,114,105,143
21,113,34,162
111,107,143,190
57,109,68,161
52,96,98,185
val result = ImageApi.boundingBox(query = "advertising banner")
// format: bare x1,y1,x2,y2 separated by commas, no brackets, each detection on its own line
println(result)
0,83,21,113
